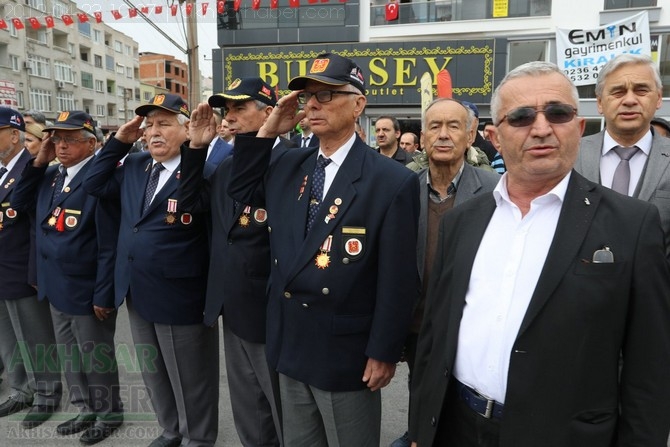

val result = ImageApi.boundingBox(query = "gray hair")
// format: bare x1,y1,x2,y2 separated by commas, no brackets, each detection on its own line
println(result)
595,53,662,97
24,110,47,125
144,109,190,126
490,61,579,125
422,98,474,131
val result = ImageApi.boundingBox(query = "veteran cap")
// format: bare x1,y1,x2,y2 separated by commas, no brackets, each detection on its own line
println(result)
209,78,277,107
0,107,26,132
651,116,670,135
288,53,365,94
45,111,96,134
135,94,190,118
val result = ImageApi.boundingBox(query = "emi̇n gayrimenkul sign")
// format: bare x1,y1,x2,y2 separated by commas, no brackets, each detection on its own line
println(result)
556,11,651,87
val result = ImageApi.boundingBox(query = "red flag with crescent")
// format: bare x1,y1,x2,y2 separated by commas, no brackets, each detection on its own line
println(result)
385,1,398,21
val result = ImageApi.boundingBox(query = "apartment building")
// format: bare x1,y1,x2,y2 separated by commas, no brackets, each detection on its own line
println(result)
139,52,189,102
0,0,140,130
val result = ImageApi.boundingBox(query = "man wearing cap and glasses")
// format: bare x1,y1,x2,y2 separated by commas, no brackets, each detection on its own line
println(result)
11,110,122,444
181,77,287,447
84,94,218,447
215,52,419,446
408,61,670,446
0,107,62,429
575,54,670,259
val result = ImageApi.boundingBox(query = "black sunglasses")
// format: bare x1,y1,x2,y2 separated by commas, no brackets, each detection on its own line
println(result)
497,104,577,127
297,91,359,104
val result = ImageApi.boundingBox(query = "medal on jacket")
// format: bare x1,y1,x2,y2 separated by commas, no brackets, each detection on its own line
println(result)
239,205,251,227
3,178,14,189
298,175,308,201
165,199,177,225
315,235,333,269
48,207,62,227
324,204,339,224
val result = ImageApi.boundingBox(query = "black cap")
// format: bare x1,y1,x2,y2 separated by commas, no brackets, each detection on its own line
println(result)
651,116,670,135
136,94,190,118
0,107,26,131
209,78,277,107
45,111,96,134
288,53,365,94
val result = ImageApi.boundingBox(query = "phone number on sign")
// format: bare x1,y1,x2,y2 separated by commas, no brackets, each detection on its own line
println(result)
563,66,599,82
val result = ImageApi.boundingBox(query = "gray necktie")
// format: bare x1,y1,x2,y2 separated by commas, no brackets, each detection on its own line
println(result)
611,146,639,196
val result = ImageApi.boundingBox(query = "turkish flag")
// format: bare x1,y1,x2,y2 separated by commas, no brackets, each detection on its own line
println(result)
141,6,150,14
271,0,278,9
170,5,178,16
77,13,88,23
0,19,8,30
129,8,138,18
385,1,398,20
308,0,318,3
234,0,241,11
218,1,224,13
11,18,25,30
45,16,55,28
61,14,74,25
186,3,193,15
155,6,163,14
94,12,102,23
28,17,41,29
202,3,209,15
252,0,261,10
289,0,299,6
111,10,123,20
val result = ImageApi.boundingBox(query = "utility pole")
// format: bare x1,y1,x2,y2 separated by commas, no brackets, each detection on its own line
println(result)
180,0,201,109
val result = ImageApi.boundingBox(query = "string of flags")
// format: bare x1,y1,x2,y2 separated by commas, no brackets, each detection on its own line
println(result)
0,0,346,31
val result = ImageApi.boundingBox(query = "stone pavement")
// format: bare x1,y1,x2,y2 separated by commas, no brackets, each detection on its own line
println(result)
0,304,410,446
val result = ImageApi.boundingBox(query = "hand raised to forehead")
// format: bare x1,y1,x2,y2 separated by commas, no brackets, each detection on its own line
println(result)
189,102,218,148
257,90,304,139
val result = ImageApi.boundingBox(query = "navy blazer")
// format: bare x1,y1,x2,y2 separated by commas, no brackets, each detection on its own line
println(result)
409,172,670,446
0,149,37,300
83,138,209,325
11,156,116,315
180,144,288,342
206,137,233,168
229,134,421,392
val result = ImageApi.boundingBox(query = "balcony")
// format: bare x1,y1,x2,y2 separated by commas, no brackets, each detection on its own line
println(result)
370,0,551,26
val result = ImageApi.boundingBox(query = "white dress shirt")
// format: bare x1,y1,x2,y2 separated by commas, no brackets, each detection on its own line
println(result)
147,155,180,204
453,172,570,403
599,130,651,196
318,132,355,199
61,154,95,190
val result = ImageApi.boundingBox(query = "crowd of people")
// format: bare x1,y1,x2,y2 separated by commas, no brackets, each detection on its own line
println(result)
0,51,669,447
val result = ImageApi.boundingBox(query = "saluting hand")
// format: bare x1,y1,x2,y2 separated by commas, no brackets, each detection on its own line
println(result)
114,115,145,145
189,102,218,148
258,90,304,139
33,133,57,168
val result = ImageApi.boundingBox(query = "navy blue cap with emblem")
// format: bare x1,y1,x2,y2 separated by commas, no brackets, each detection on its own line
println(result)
288,52,365,94
209,78,277,107
0,107,26,132
136,93,190,118
44,111,96,134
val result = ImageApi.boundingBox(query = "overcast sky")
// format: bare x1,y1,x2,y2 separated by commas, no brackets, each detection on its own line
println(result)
72,1,219,77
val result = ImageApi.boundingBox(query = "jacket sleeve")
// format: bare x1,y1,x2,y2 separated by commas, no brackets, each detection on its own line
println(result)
83,138,128,199
177,145,211,214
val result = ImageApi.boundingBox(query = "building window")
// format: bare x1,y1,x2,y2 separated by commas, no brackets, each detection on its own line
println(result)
81,72,93,89
10,55,19,72
143,91,152,101
57,92,75,112
116,63,125,75
78,21,91,37
94,54,103,68
95,79,104,92
94,30,103,44
105,55,114,71
52,0,68,16
114,41,123,53
604,0,656,8
28,0,46,11
54,62,74,83
507,40,547,72
96,104,105,116
117,86,126,97
27,54,51,78
16,91,24,109
126,66,133,79
29,89,52,112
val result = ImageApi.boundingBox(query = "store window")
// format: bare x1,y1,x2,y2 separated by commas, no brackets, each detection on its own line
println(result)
507,40,547,72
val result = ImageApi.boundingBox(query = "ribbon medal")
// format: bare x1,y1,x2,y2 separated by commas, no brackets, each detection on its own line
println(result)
315,235,333,269
165,199,178,225
48,207,62,227
239,205,251,227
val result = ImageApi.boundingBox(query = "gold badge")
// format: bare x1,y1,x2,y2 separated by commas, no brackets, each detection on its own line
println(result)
315,253,330,269
48,216,57,226
165,214,177,225
239,214,250,227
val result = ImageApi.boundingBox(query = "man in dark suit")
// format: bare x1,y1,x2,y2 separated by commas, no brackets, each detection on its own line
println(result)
11,111,122,443
222,52,420,446
291,116,320,148
409,61,670,446
375,116,412,164
180,77,284,447
205,109,234,170
83,94,218,447
390,99,500,447
575,54,670,258
0,108,62,425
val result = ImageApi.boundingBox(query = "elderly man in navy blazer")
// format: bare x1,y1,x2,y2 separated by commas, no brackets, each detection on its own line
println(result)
0,108,62,427
84,94,218,447
221,52,420,446
11,111,122,444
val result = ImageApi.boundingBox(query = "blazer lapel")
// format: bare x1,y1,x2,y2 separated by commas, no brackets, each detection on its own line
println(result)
289,155,316,251
516,172,599,338
636,135,670,201
0,150,29,203
578,133,604,184
140,163,180,221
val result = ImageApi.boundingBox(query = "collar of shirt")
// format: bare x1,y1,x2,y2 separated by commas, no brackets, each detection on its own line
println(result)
317,132,356,197
1,148,26,182
494,170,571,211
427,160,464,202
302,132,313,140
152,154,181,174
62,154,95,188
602,129,652,157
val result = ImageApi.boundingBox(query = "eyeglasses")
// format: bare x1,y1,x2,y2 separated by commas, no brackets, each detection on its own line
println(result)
297,91,359,104
50,136,90,145
497,104,578,127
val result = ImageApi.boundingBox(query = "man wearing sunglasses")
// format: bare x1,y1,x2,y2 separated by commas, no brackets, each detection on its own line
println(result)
575,54,670,260
219,52,420,446
409,61,670,447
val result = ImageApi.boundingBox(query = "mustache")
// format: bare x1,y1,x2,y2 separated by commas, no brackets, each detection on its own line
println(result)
149,137,167,145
